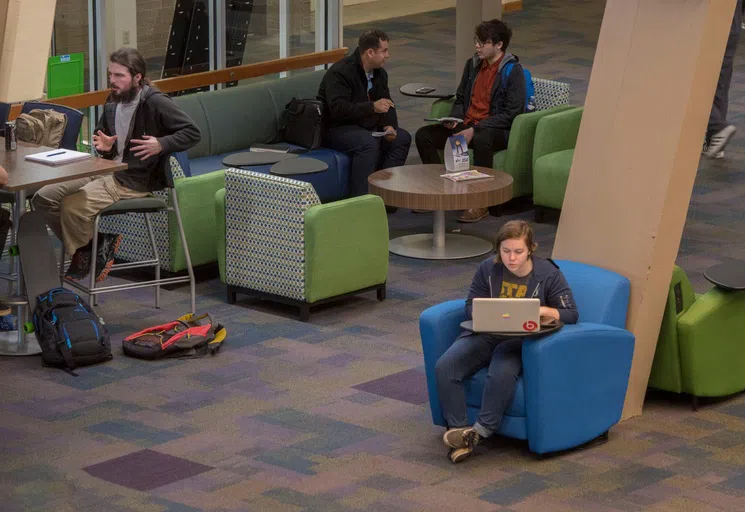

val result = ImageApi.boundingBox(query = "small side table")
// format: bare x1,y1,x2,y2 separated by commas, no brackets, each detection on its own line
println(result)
460,320,563,338
703,262,745,291
399,83,455,99
270,157,328,177
222,151,297,168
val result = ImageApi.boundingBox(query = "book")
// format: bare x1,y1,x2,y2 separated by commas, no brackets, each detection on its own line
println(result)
372,130,395,138
424,116,463,124
441,170,493,182
250,143,291,153
24,149,93,167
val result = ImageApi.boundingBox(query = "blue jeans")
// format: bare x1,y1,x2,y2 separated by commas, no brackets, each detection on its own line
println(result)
435,332,523,437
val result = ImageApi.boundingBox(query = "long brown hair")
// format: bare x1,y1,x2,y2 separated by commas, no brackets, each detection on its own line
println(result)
109,47,152,87
493,220,538,263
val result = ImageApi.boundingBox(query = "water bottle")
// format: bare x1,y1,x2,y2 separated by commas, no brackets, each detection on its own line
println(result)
527,95,537,112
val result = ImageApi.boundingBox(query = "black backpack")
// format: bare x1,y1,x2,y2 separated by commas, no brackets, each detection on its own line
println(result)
32,288,112,374
281,98,323,150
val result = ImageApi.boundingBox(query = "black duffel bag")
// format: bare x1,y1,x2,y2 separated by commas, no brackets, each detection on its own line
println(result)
281,98,323,150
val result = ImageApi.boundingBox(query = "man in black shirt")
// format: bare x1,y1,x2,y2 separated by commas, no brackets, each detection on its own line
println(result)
317,29,411,197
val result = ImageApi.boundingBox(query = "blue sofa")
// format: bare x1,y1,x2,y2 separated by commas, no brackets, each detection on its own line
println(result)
172,70,351,203
419,260,635,455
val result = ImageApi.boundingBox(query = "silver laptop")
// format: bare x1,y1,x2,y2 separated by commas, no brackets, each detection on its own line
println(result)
472,298,541,333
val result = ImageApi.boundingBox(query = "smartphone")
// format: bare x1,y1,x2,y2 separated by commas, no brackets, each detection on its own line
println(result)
415,86,435,94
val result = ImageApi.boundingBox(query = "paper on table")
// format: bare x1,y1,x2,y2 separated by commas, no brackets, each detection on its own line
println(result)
440,170,493,182
24,149,93,167
424,116,464,124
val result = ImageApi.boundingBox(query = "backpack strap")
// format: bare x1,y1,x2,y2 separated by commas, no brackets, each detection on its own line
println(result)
500,62,514,87
124,320,184,341
57,332,78,372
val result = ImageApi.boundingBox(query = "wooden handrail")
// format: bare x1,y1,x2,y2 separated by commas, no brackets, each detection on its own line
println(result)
8,48,347,119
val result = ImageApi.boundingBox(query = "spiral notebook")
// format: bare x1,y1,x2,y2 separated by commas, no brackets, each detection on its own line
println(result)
25,149,93,167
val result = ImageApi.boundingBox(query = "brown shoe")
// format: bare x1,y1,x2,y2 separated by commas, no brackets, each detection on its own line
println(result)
457,208,489,223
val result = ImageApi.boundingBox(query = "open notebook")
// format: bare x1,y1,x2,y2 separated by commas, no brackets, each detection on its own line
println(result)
25,149,93,167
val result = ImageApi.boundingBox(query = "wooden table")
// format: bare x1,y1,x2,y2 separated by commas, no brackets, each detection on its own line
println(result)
0,141,127,356
368,164,513,259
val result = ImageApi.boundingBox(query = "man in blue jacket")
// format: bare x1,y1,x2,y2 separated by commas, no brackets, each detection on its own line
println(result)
415,19,525,223
318,29,411,198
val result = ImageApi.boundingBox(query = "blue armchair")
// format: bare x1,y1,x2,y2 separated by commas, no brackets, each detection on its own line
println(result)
420,260,635,455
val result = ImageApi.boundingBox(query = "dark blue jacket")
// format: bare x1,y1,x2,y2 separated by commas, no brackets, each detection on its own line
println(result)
465,256,579,324
450,52,526,133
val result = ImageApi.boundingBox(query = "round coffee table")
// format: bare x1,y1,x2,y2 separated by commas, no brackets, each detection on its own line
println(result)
368,164,513,259
223,151,297,167
703,262,745,291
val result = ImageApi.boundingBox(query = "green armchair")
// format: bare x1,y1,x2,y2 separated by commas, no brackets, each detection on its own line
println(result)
649,265,745,409
427,78,572,199
215,169,389,321
532,107,584,221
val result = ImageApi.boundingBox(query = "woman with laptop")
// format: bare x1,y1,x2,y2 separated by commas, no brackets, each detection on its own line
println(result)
435,220,578,463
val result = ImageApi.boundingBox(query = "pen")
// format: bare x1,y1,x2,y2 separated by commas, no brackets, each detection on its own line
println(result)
47,151,66,157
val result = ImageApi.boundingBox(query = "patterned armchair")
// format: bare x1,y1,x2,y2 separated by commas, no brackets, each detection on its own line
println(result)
215,169,389,321
99,154,225,272
429,77,573,198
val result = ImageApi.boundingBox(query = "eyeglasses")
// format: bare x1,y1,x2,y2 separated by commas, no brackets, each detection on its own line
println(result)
473,37,494,47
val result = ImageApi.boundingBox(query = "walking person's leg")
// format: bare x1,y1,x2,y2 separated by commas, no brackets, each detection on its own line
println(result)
704,0,742,157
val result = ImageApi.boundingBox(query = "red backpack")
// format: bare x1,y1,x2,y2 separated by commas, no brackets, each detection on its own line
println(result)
123,313,225,360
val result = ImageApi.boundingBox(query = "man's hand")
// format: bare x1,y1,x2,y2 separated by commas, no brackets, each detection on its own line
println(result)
130,135,163,160
455,126,475,144
373,98,395,113
383,126,397,142
93,130,117,153
0,165,7,186
443,121,457,130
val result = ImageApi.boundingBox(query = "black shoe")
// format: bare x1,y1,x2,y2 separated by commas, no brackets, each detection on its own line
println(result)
385,206,398,214
65,247,92,280
95,233,123,282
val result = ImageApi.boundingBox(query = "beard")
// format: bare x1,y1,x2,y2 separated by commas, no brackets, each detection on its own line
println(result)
110,84,141,103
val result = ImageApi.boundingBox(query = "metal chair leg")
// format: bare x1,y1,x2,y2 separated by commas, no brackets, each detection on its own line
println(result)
170,189,195,314
89,216,101,306
143,213,160,308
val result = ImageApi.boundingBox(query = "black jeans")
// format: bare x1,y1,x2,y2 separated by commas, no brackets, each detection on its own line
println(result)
324,125,412,197
415,123,508,168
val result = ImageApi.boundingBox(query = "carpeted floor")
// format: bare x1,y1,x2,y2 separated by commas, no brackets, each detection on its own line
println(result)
3,1,745,510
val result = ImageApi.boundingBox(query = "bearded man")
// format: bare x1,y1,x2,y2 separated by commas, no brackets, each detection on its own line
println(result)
32,47,200,281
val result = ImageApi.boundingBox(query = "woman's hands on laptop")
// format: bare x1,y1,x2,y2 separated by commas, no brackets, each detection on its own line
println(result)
539,306,560,325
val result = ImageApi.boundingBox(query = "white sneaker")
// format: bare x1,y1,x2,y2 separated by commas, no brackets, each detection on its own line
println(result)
704,125,736,157
715,151,724,159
